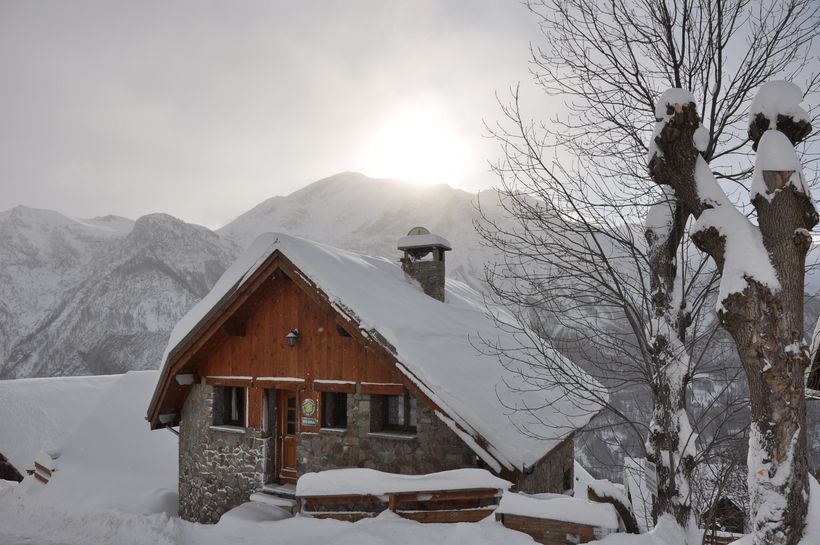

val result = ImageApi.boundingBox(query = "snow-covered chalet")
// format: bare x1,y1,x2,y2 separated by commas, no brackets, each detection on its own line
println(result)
147,229,602,523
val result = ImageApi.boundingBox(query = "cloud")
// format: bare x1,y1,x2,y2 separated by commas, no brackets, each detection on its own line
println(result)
0,0,550,227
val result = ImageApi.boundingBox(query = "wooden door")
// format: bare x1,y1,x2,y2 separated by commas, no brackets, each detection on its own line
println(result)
277,391,298,483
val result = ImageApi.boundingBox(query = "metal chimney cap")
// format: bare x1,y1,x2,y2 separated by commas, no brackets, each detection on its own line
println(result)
397,226,452,252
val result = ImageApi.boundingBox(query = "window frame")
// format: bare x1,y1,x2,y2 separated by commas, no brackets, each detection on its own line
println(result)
320,391,348,430
213,386,247,428
381,392,417,433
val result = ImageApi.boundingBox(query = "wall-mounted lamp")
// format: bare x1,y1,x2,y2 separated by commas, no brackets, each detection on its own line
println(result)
286,329,300,348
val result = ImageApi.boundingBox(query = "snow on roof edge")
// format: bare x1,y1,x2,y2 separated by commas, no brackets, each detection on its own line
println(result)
151,232,604,469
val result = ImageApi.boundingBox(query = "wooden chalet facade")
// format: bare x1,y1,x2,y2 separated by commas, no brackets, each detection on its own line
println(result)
147,231,596,523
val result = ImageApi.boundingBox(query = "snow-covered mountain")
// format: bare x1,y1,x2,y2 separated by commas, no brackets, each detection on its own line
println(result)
5,171,818,382
0,173,500,378
219,172,502,289
0,207,134,371
1,211,237,378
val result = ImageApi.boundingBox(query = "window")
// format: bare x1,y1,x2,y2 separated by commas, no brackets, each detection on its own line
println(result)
213,386,246,427
563,466,573,493
321,392,348,429
371,393,417,433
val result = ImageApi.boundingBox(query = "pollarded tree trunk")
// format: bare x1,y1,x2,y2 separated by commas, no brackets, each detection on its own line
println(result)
646,88,816,545
644,192,697,536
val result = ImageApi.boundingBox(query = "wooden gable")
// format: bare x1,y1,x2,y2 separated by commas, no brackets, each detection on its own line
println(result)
148,252,417,431
198,272,399,385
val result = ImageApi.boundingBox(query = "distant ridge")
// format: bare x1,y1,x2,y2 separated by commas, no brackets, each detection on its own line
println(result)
0,172,499,378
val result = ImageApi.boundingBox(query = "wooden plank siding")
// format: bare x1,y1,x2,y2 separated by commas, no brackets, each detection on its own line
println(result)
299,487,504,525
495,513,615,545
191,272,403,433
199,274,399,384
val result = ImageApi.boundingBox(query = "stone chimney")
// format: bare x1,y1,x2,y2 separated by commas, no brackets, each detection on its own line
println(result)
397,227,452,302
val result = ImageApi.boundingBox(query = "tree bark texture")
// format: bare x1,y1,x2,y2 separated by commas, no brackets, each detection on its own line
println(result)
644,196,697,533
648,100,815,545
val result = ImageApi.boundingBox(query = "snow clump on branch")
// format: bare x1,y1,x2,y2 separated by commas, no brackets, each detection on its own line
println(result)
647,88,697,164
748,80,810,127
691,159,780,313
751,129,810,201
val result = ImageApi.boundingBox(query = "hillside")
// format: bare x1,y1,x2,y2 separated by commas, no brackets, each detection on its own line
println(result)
219,172,503,289
0,173,499,378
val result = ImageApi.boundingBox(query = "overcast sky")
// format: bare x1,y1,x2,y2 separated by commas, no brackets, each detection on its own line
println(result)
0,1,556,228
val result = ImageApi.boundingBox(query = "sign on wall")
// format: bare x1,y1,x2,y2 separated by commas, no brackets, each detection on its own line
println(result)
301,397,317,427
301,398,317,417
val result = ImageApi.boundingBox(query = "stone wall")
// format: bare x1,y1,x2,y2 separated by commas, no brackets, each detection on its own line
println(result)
179,382,267,523
297,391,477,475
178,383,574,523
400,258,446,301
517,433,574,494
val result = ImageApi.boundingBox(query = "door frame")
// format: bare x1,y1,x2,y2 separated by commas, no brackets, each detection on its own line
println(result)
276,389,299,483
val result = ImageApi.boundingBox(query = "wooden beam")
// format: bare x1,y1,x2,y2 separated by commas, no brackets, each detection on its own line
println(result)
255,378,304,390
359,383,405,396
305,512,377,522
390,488,502,505
313,380,356,393
300,494,386,506
205,376,253,388
495,512,614,543
399,508,496,524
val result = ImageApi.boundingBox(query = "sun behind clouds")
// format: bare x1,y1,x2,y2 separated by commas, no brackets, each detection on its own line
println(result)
360,101,469,186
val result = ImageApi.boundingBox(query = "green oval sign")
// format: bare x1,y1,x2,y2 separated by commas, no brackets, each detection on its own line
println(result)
301,397,317,417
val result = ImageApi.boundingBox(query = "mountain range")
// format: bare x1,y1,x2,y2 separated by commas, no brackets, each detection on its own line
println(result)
4,171,819,475
0,172,503,378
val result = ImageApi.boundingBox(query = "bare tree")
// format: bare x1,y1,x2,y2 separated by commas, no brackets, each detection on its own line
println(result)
648,84,815,545
476,109,739,540
477,0,819,543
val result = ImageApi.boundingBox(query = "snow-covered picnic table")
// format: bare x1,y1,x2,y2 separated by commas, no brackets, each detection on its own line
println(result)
495,491,619,530
295,468,511,523
296,468,511,498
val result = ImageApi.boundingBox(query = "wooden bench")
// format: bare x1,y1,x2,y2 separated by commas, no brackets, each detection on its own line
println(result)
495,512,616,545
702,531,745,545
298,487,503,523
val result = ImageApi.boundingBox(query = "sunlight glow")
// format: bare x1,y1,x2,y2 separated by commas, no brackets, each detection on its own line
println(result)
360,102,469,186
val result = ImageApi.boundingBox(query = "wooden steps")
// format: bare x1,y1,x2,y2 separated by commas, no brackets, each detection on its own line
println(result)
252,483,298,515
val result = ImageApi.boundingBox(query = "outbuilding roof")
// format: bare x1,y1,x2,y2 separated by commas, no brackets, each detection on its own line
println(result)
148,233,604,471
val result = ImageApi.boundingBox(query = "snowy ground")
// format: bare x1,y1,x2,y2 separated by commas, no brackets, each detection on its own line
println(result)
2,369,816,545
0,487,537,545
0,370,539,545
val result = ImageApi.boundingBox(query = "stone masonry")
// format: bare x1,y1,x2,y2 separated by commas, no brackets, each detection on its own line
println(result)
517,433,574,494
297,391,477,475
179,384,572,523
179,382,266,523
400,258,446,301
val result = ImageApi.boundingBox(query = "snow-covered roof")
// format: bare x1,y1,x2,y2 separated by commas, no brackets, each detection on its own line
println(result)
154,232,604,471
0,374,120,474
27,372,178,515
